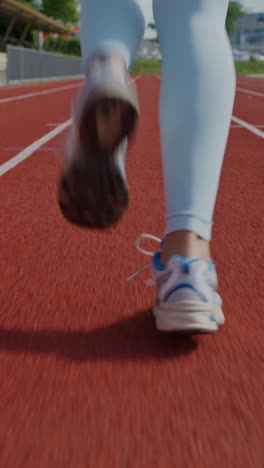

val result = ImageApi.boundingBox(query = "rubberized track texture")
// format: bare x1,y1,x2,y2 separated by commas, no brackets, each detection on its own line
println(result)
0,75,264,468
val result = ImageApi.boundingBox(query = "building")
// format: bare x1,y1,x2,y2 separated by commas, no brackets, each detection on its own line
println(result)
231,13,264,53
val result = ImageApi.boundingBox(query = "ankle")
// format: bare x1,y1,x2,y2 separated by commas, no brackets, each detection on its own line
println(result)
108,53,127,71
160,231,210,266
86,51,126,75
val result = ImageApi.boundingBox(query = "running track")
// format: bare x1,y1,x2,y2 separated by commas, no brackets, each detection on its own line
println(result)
0,75,263,467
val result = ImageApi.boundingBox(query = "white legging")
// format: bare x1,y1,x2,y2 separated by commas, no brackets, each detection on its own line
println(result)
80,0,236,240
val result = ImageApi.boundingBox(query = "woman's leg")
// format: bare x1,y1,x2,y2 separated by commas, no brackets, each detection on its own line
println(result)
80,0,145,71
153,0,236,264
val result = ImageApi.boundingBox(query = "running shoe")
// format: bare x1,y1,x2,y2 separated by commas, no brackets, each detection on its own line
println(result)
128,234,225,334
58,53,139,228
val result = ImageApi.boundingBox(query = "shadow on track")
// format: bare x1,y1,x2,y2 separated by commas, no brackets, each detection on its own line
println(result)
0,309,197,362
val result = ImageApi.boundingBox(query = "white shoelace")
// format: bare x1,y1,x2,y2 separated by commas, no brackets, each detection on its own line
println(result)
127,233,161,282
128,236,222,309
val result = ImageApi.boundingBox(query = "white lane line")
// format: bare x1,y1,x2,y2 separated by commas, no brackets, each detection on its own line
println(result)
0,83,80,105
0,75,142,176
132,75,142,82
231,116,264,139
154,76,264,140
156,74,264,97
0,119,71,177
237,87,264,97
246,74,264,79
0,75,141,105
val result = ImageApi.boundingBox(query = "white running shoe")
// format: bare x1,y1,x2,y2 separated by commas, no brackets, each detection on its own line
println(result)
58,52,139,229
128,234,225,334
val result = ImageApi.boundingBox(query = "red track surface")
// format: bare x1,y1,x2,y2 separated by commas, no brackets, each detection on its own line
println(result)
0,75,263,467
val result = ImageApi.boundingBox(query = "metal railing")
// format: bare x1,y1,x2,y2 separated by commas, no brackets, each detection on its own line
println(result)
7,45,83,83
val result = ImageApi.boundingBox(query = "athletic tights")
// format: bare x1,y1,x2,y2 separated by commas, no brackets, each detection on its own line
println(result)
80,0,236,240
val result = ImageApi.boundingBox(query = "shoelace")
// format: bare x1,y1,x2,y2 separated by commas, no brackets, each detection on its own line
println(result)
128,236,223,309
127,233,161,283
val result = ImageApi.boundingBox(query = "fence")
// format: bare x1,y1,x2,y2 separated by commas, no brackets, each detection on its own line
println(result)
7,45,83,83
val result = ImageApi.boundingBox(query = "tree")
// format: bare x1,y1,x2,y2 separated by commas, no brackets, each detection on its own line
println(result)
225,1,244,34
147,23,156,32
42,0,79,24
17,0,79,24
17,0,34,5
0,0,34,50
147,22,159,43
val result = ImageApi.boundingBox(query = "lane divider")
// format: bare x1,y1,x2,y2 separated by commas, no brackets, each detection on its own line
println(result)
0,83,81,105
0,75,142,105
5,146,59,152
0,76,142,176
154,75,264,140
237,87,264,97
231,116,264,139
0,119,71,177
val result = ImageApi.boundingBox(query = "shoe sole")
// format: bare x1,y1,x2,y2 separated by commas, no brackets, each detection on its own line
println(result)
58,79,138,229
58,144,129,229
153,302,221,335
79,79,139,153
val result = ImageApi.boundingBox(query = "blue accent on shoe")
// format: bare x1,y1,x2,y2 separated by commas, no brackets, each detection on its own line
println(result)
153,252,166,271
170,256,200,274
208,261,215,273
164,283,207,303
210,315,216,322
154,251,215,276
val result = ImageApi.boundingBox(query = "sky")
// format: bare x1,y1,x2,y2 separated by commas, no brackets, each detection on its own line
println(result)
140,0,264,23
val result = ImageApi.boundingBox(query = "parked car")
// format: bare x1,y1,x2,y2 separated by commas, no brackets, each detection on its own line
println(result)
251,52,264,61
232,49,251,62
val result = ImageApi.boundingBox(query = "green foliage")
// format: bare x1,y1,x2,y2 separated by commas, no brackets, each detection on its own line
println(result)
225,1,244,34
43,36,81,56
0,0,79,51
16,0,79,24
42,0,79,24
131,59,161,75
131,58,264,76
0,16,34,50
235,59,264,75
17,0,34,5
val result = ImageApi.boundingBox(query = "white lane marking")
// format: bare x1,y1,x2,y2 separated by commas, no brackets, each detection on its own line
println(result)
231,116,264,139
0,83,80,104
156,74,264,97
132,75,142,82
0,75,141,105
237,87,264,97
246,74,264,79
0,119,71,176
0,75,142,176
154,76,264,139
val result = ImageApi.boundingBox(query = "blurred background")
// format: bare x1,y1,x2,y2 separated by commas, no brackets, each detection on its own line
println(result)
0,2,263,467
0,0,263,86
